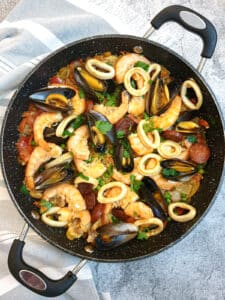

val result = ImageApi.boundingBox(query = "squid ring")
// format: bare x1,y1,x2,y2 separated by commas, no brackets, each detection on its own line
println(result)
137,120,161,148
97,181,127,203
44,152,73,169
158,140,182,159
168,202,196,222
138,153,162,176
134,217,164,237
56,114,77,137
148,63,161,81
85,58,115,80
124,67,150,96
181,79,203,110
41,207,69,227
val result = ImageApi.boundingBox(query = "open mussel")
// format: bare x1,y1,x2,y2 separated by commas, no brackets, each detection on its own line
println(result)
114,137,134,172
86,110,115,153
138,177,167,221
95,223,138,250
175,121,200,134
161,159,197,181
29,86,75,112
44,126,65,145
34,165,74,190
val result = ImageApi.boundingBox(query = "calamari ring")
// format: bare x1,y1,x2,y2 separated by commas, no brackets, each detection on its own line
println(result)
138,153,162,176
168,202,196,222
137,120,161,148
56,114,77,137
97,181,128,203
158,140,182,159
148,63,161,81
85,58,115,80
134,218,164,237
181,79,203,110
41,207,70,227
44,152,73,169
124,67,150,96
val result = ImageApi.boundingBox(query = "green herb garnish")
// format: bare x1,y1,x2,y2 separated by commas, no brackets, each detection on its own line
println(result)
197,164,205,174
78,173,89,180
62,129,74,137
20,183,30,195
143,119,162,133
84,156,94,164
116,130,125,139
130,175,143,193
187,135,197,144
148,79,153,84
78,88,85,99
111,215,120,223
130,79,137,89
181,193,187,202
123,149,130,158
103,164,113,178
60,143,66,149
71,115,85,130
162,168,179,177
40,200,53,210
105,85,122,107
95,92,105,103
164,191,172,204
31,140,37,147
137,231,148,240
143,112,150,121
134,61,150,71
95,120,112,134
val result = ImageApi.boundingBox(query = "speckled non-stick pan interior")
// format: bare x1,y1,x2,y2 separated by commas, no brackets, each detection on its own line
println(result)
1,35,224,262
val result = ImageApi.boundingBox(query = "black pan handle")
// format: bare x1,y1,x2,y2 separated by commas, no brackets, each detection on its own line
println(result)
8,235,86,297
150,5,217,58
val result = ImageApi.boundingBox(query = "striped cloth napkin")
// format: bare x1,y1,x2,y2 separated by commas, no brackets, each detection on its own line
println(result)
0,0,149,299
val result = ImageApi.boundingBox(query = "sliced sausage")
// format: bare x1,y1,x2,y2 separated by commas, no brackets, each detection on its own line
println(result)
115,116,136,135
112,208,135,223
91,203,106,223
189,143,210,164
162,130,184,142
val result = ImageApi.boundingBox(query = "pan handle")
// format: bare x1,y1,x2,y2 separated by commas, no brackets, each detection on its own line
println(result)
8,223,87,297
144,5,217,70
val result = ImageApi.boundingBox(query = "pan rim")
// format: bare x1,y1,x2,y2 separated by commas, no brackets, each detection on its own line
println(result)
1,34,225,262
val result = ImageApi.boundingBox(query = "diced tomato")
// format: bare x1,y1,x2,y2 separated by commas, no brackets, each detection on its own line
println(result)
85,100,94,112
49,76,63,85
190,98,197,104
16,135,34,164
175,207,185,215
198,118,209,128
18,107,43,135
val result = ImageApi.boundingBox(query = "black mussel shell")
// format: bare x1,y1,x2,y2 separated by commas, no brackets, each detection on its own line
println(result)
86,110,115,153
161,159,197,181
74,68,102,103
114,137,134,173
44,126,65,144
138,177,167,221
29,87,75,112
167,80,181,101
95,223,138,250
146,78,170,116
34,165,74,190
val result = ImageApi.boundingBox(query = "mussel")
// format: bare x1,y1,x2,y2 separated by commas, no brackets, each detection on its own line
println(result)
34,165,74,190
161,159,197,181
86,110,115,152
95,223,138,250
175,121,200,134
138,177,167,221
44,126,65,145
114,137,134,172
29,87,75,112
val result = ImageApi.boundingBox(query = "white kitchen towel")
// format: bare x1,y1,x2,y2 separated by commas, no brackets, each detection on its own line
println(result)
0,0,149,299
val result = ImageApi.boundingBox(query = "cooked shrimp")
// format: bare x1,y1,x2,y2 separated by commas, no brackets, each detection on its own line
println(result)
93,90,129,124
115,53,150,84
42,183,86,211
33,111,63,151
124,201,154,219
128,96,145,116
25,145,62,191
66,210,91,240
128,133,153,156
152,95,182,130
74,157,106,178
67,125,90,160
112,157,143,184
150,174,181,191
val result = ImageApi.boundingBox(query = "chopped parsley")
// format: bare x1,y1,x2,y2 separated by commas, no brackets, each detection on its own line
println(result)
105,86,122,107
20,183,30,195
31,140,37,147
95,92,105,103
130,175,143,193
95,120,112,134
84,156,94,164
71,115,85,130
123,149,130,158
148,79,153,84
197,164,205,174
164,191,172,204
40,200,53,210
78,88,85,99
181,193,187,202
111,215,120,223
187,135,197,144
116,130,126,139
134,61,150,71
130,79,137,89
143,119,162,133
60,143,66,149
103,164,113,178
78,173,89,180
162,168,179,177
62,129,74,137
137,231,148,240
95,178,106,191
143,112,150,121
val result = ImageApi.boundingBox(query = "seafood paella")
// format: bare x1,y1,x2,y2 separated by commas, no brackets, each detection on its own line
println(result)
16,50,211,251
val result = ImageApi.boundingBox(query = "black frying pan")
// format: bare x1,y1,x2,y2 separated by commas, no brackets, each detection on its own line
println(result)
1,5,225,298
